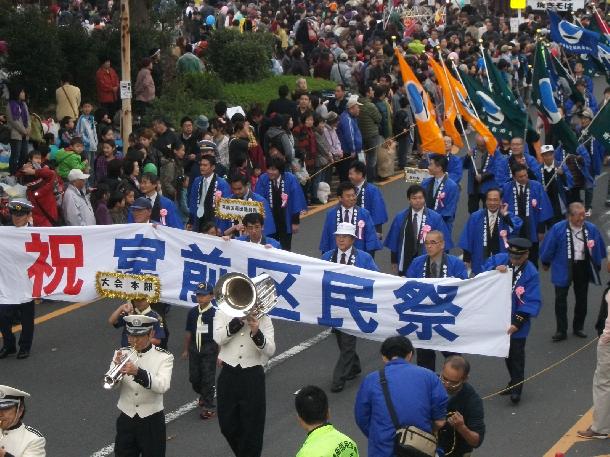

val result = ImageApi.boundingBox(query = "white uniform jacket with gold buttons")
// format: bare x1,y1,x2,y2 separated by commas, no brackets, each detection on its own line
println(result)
213,311,276,367
0,423,46,457
113,345,174,418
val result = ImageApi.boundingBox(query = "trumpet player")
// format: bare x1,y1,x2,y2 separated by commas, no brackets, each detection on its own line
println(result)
108,298,167,349
213,306,275,457
111,315,173,457
0,385,45,457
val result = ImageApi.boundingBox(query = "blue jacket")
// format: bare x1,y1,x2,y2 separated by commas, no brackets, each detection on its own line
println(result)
419,154,463,186
322,247,379,271
236,235,282,249
481,253,541,339
421,175,460,234
406,253,468,279
501,180,553,242
463,148,498,195
356,182,389,228
216,191,276,236
355,359,448,457
319,205,382,253
555,145,594,189
540,220,606,287
337,111,362,155
254,172,308,234
187,173,231,228
458,209,523,274
494,152,542,186
127,195,183,229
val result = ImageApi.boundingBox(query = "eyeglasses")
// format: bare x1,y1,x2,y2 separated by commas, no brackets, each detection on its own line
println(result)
439,375,463,389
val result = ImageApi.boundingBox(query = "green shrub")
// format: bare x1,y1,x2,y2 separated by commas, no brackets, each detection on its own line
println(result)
182,72,225,100
206,29,275,83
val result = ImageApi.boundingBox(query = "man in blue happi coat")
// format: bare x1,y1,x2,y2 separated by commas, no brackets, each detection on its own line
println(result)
322,222,379,392
407,230,468,372
538,145,567,227
418,136,463,185
188,155,231,233
463,134,498,214
254,156,307,251
348,161,388,238
233,212,282,249
481,238,541,405
555,142,595,216
319,182,382,256
541,202,607,342
502,163,553,267
385,184,452,276
459,188,523,275
494,137,541,186
421,153,460,236
217,175,276,238
128,173,183,229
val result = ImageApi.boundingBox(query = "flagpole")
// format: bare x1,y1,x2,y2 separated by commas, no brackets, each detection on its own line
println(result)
449,58,482,119
435,49,478,175
577,101,608,142
478,39,493,92
523,36,541,144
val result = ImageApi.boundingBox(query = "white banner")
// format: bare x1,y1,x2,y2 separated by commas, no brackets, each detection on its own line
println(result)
0,225,511,357
527,0,584,11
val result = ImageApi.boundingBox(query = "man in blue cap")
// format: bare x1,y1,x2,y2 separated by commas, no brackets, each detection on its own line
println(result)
0,384,46,456
181,282,218,420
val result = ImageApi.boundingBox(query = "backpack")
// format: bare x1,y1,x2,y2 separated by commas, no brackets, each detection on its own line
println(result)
267,132,286,156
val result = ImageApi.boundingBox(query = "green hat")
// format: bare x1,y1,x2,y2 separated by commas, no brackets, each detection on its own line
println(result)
142,163,158,175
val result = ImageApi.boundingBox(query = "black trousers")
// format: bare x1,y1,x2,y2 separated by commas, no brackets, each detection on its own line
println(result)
555,260,589,334
188,342,218,409
467,192,485,214
270,231,293,251
416,349,459,373
505,338,526,394
0,301,35,351
332,329,361,387
528,242,539,269
115,411,166,457
217,363,266,457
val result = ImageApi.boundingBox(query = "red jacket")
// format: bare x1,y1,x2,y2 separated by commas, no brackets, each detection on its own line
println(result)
24,167,60,227
96,67,119,104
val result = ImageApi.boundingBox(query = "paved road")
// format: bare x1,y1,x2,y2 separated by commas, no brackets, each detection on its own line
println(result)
2,169,609,457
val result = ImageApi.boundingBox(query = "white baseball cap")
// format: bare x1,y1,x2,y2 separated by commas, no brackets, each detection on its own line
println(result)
541,144,555,154
67,169,90,182
346,96,363,109
334,222,356,237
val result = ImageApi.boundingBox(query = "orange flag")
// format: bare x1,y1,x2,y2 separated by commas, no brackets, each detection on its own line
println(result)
394,48,445,154
442,61,498,155
427,55,463,148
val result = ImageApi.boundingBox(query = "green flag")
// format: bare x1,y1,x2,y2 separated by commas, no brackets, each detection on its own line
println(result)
550,53,585,105
532,42,580,155
587,101,610,152
461,70,530,141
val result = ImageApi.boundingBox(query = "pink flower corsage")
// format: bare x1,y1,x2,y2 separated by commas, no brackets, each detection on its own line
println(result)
587,240,595,249
499,229,509,249
514,285,525,304
214,190,222,203
160,208,168,225
437,191,446,208
531,198,537,208
357,219,365,239
421,224,432,242
281,192,288,208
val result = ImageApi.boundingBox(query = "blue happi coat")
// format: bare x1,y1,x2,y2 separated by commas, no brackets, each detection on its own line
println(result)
494,152,542,186
127,195,183,229
463,148,498,195
187,173,231,228
236,234,282,249
216,191,276,236
501,180,553,242
555,145,594,189
322,248,379,272
406,254,468,279
384,207,452,272
540,220,606,287
421,175,460,235
319,205,382,253
356,181,389,228
254,171,307,234
420,154,464,185
481,253,541,339
458,209,523,274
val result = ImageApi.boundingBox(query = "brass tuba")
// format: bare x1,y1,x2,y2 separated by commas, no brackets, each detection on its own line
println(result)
214,273,278,320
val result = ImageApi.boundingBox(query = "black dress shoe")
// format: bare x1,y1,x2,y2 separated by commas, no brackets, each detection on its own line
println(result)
552,332,567,342
330,384,345,393
510,391,521,404
16,349,30,360
0,347,16,359
573,330,588,338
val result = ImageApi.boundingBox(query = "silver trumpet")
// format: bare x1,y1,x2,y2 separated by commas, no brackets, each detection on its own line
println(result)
103,347,138,390
214,273,278,320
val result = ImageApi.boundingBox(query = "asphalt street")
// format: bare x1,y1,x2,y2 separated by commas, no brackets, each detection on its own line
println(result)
2,169,610,457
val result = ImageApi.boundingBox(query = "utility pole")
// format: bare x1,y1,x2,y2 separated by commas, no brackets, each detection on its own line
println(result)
120,0,132,148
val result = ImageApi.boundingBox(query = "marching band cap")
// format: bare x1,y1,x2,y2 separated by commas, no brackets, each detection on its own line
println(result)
8,198,33,214
334,222,356,237
541,144,554,154
0,385,30,410
194,282,214,295
131,197,153,210
507,238,532,255
123,315,158,336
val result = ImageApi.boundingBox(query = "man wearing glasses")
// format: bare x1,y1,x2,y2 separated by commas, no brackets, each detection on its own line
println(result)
437,356,485,457
406,230,468,372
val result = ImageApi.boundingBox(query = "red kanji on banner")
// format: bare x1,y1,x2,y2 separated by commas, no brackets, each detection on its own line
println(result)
25,234,84,297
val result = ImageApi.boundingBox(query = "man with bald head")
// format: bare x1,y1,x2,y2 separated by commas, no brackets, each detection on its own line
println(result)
541,202,607,342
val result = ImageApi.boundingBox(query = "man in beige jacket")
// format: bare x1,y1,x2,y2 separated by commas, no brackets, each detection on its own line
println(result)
55,73,81,121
